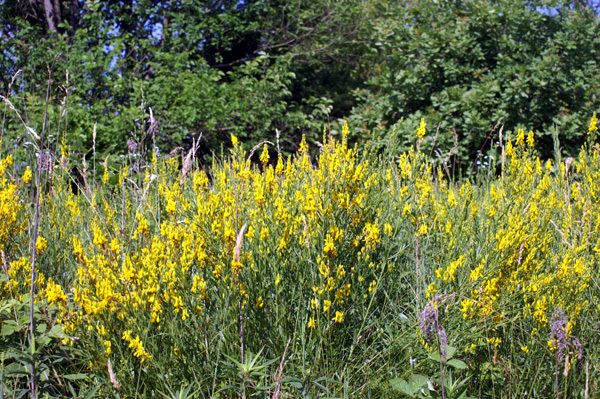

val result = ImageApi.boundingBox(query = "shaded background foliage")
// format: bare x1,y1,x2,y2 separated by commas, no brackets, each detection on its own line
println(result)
350,0,600,166
0,0,599,167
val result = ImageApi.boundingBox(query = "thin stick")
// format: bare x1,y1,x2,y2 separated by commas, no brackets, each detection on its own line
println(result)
231,163,243,364
555,353,559,399
93,122,97,180
273,338,292,399
585,360,589,399
29,58,55,399
435,324,445,399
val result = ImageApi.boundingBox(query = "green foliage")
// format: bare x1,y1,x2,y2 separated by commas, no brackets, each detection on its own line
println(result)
0,0,371,165
348,0,600,165
0,295,96,399
2,0,599,167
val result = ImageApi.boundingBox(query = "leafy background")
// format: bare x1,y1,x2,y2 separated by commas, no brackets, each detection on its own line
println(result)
1,0,599,166
1,1,600,398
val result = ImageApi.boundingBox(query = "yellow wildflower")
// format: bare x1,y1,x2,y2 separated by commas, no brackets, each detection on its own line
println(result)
384,223,393,236
527,130,535,147
36,236,47,253
45,280,67,304
588,113,598,135
416,118,426,139
260,144,270,165
323,234,336,256
22,167,33,184
332,311,344,323
516,129,525,146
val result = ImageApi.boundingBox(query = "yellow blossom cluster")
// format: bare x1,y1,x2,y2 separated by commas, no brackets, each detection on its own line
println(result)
44,122,395,379
0,151,25,255
410,122,600,355
5,116,599,395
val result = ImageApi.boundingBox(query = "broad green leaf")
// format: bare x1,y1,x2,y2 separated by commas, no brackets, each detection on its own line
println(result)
447,359,468,370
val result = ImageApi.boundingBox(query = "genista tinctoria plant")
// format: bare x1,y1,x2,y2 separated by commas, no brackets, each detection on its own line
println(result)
2,116,600,397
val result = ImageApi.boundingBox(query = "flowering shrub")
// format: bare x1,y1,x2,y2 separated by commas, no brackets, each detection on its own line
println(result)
31,123,407,396
0,149,24,255
2,116,600,397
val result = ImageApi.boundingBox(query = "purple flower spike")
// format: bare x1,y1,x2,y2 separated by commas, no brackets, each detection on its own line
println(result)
549,306,583,362
418,296,448,359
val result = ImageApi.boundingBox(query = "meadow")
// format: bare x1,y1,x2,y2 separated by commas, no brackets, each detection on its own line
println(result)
1,115,600,398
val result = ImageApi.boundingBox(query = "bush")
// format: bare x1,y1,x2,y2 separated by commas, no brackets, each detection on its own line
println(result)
1,116,600,397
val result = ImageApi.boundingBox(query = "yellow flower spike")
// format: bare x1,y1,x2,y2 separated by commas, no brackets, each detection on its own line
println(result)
425,283,437,299
506,141,514,157
335,264,346,280
342,121,349,139
527,130,535,147
362,222,381,249
231,134,239,146
126,334,152,363
368,280,377,294
22,167,33,184
92,225,107,246
323,300,331,312
299,135,309,154
384,223,393,236
275,154,284,176
122,330,132,342
36,236,47,253
323,234,336,256
260,144,270,165
588,112,598,135
104,340,111,356
447,189,457,207
516,129,525,146
109,238,121,254
60,137,68,162
307,317,316,329
416,118,426,139
45,280,67,304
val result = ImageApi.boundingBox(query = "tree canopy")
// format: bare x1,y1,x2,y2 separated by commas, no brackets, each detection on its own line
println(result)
1,0,599,166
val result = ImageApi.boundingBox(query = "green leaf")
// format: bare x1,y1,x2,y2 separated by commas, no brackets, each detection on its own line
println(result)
445,346,457,359
389,377,410,392
447,359,468,370
390,374,429,396
36,323,47,334
63,373,89,381
48,324,65,338
409,374,430,389
1,321,21,336
428,351,441,362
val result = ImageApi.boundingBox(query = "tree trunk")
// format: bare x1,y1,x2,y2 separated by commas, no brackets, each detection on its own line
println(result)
44,0,60,32
70,0,80,34
53,0,63,27
160,0,173,47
